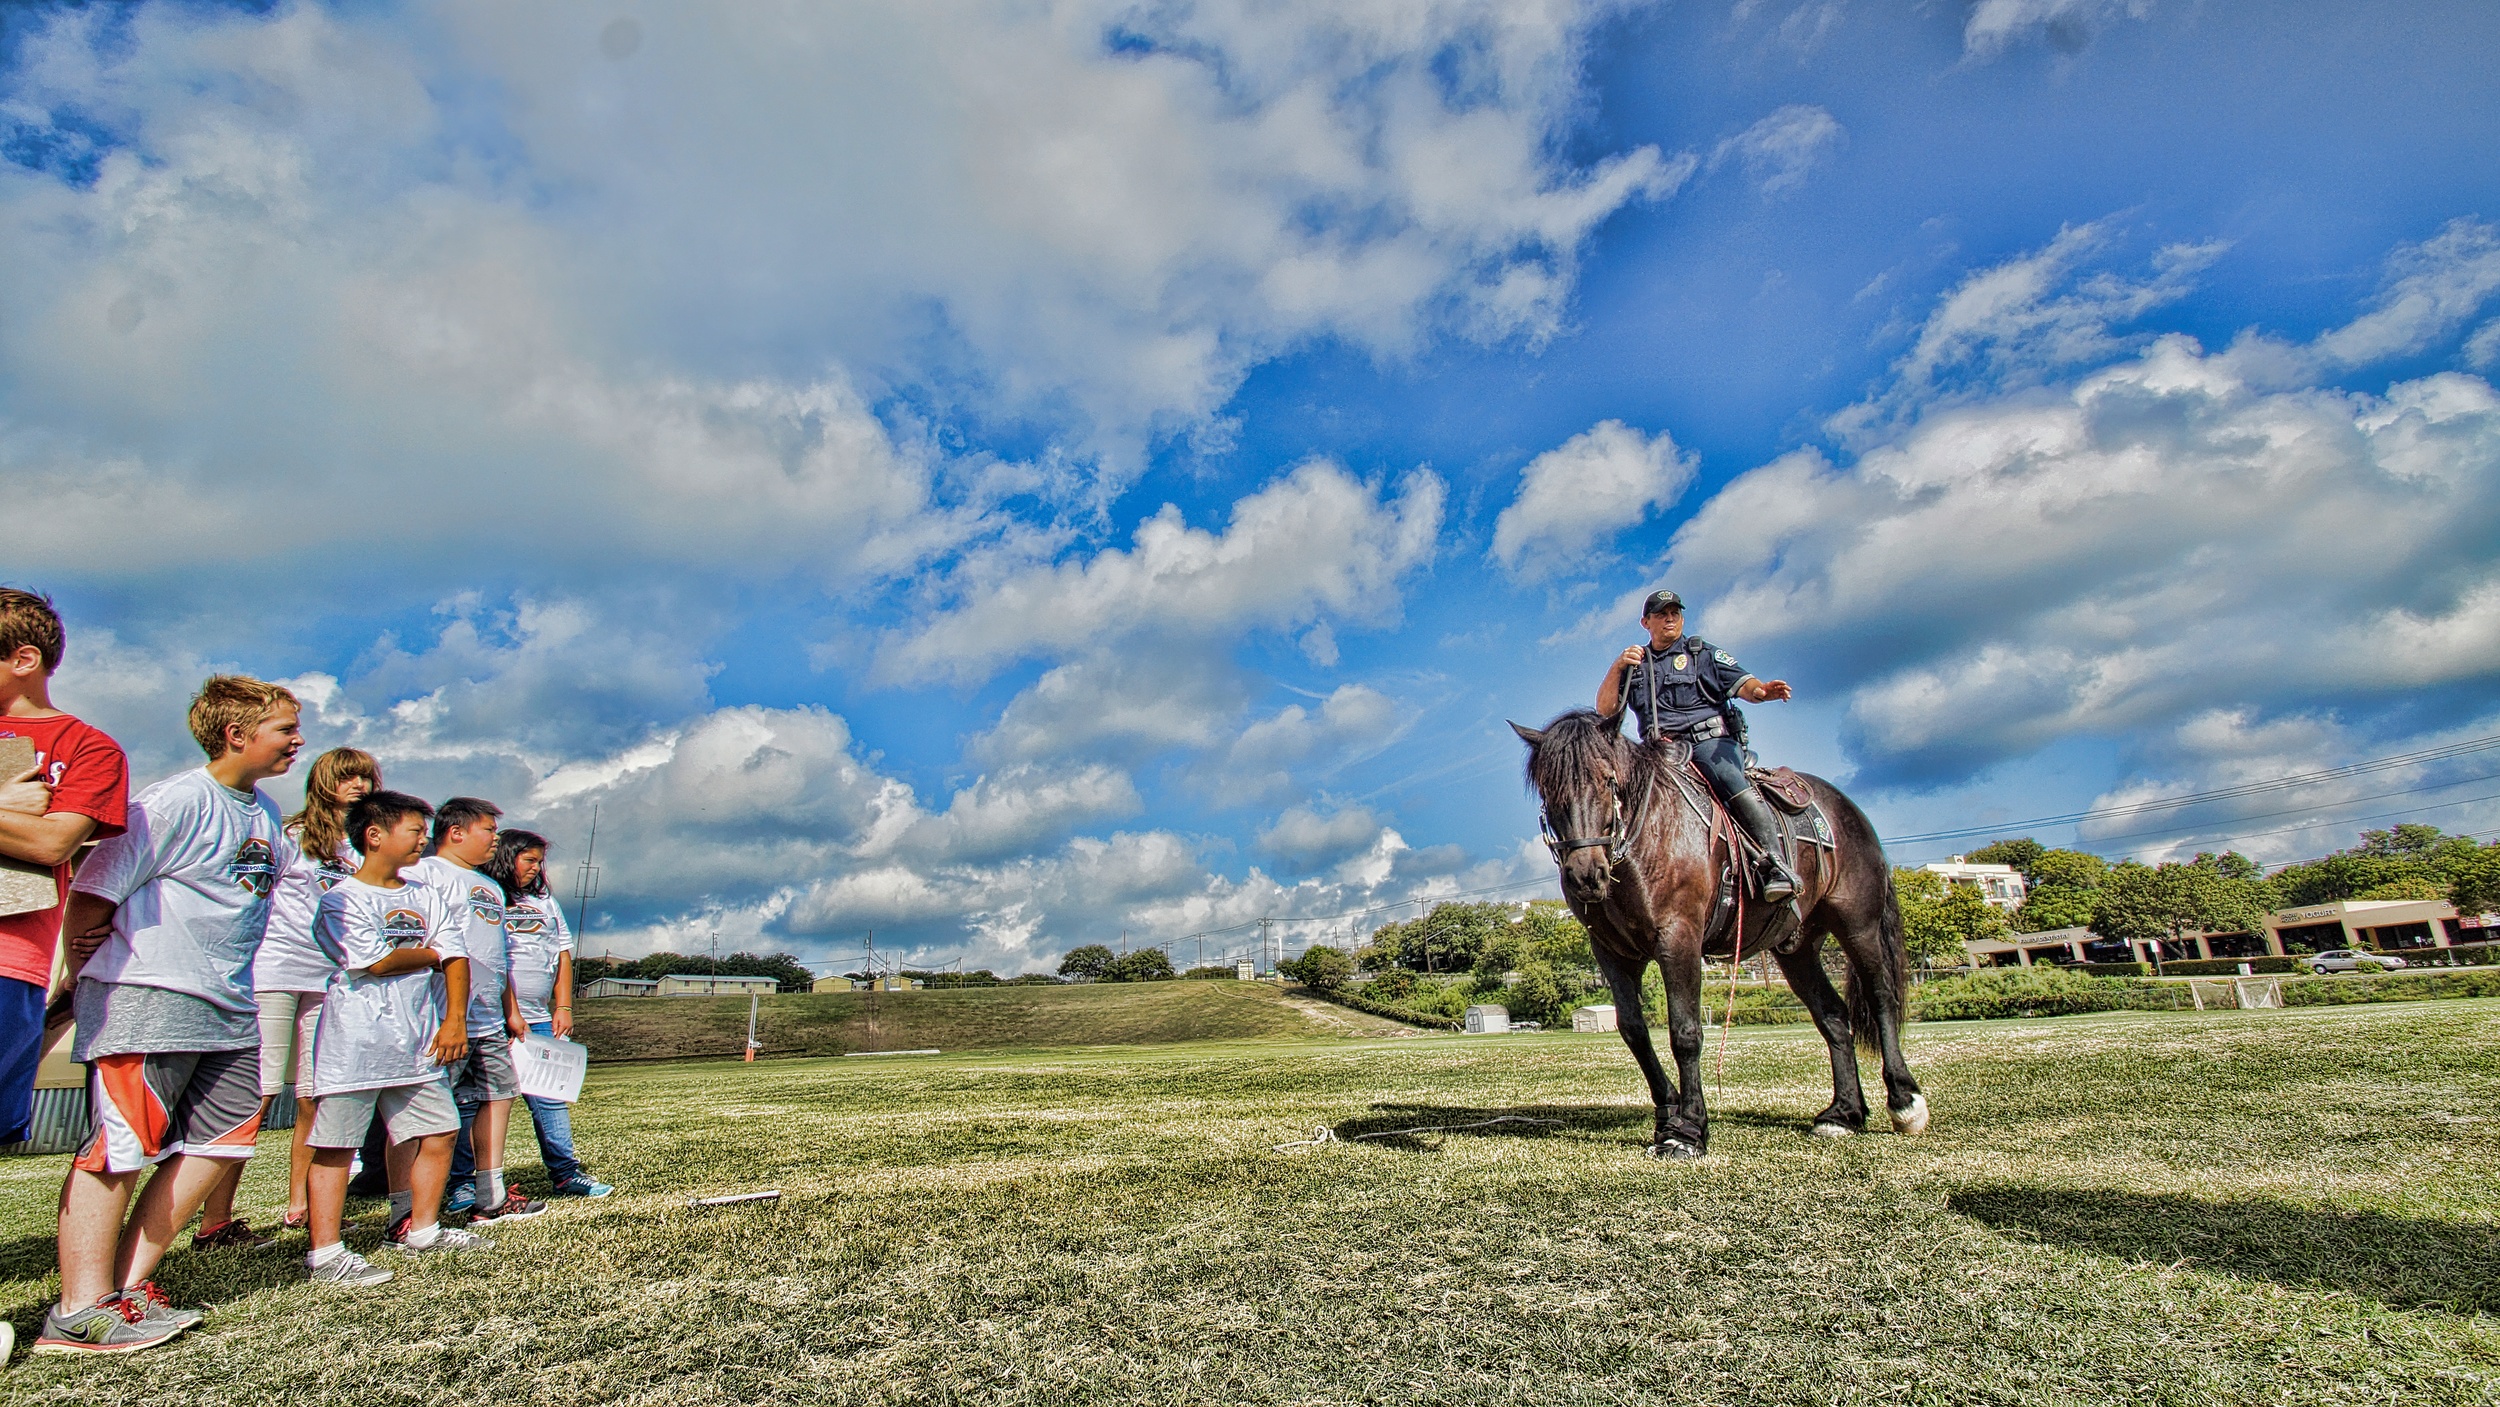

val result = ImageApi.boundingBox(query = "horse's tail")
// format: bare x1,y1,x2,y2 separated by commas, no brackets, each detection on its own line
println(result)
1849,864,1910,1055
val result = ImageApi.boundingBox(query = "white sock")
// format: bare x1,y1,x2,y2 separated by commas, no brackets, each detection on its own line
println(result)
406,1221,441,1249
480,1168,506,1205
389,1190,413,1223
308,1240,346,1269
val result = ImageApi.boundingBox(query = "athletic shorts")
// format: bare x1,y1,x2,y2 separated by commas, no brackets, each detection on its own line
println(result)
307,1080,460,1148
255,990,326,1099
448,1028,518,1106
74,1048,264,1174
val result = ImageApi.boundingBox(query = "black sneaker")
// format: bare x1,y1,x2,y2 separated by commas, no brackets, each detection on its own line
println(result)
31,1295,183,1355
468,1189,546,1225
191,1217,276,1252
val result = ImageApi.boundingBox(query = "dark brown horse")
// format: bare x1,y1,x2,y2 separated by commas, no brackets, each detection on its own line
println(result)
1511,709,1927,1158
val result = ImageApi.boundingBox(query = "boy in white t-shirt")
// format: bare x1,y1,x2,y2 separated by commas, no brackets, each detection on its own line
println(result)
36,676,301,1356
404,798,543,1226
301,790,491,1288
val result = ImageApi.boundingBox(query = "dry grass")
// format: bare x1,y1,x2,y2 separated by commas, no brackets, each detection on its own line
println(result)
4,1001,2498,1404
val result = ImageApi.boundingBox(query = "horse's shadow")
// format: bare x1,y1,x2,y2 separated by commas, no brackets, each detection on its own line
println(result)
1949,1183,2500,1313
1331,1102,1649,1150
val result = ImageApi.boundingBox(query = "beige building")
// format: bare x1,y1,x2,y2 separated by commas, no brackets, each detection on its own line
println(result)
1923,858,2028,910
581,976,659,998
812,975,855,993
656,973,779,997
1961,896,2495,967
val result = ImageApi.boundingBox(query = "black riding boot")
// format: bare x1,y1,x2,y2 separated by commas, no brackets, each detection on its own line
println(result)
1727,788,1799,903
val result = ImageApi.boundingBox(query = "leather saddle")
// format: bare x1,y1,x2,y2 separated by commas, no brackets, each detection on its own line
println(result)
1747,765,1814,813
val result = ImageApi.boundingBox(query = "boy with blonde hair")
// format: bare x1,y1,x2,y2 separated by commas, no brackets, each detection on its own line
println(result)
36,676,300,1355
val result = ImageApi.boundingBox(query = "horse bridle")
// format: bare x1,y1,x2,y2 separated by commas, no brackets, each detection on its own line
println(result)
1541,757,1661,868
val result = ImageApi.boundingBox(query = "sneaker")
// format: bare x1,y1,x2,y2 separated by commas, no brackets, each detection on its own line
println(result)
124,1279,206,1331
468,1189,546,1225
550,1177,616,1198
442,1182,477,1217
191,1217,276,1252
30,1296,183,1355
396,1223,495,1256
306,1248,394,1288
380,1214,412,1251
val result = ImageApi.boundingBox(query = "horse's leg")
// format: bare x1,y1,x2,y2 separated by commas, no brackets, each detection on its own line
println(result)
1836,900,1929,1134
1591,945,1681,1152
1658,931,1710,1156
1774,932,1870,1137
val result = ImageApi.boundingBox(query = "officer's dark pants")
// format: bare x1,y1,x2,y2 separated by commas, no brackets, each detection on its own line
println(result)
1691,736,1753,805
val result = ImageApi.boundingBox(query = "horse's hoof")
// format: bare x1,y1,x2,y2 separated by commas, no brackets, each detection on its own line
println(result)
1808,1121,1856,1140
1890,1093,1930,1135
1646,1138,1704,1161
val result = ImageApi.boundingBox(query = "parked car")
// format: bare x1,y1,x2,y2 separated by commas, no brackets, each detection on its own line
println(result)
2307,949,2408,975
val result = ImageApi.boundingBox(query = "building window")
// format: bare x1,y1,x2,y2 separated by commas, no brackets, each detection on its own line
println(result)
2275,922,2345,954
2205,932,2268,958
2368,921,2434,951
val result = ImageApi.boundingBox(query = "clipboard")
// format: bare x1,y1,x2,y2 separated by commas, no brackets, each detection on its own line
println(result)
0,736,61,919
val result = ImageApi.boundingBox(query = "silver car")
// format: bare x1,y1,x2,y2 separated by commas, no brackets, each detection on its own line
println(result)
2307,949,2409,975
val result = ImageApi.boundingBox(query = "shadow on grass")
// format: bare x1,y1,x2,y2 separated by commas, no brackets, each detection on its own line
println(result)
1333,1102,1648,1149
1949,1184,2500,1313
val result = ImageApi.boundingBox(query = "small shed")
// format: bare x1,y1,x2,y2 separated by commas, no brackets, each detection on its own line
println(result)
1236,962,1257,981
812,975,855,993
1463,1003,1510,1034
1572,1003,1618,1032
658,973,780,997
581,977,659,998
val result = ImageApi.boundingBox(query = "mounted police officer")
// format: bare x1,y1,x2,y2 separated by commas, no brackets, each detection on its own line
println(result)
1596,589,1801,902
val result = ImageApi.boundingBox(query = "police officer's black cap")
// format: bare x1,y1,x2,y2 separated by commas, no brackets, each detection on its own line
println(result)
1642,590,1684,617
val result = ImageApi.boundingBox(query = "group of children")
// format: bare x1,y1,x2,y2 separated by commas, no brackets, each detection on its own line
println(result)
0,589,614,1359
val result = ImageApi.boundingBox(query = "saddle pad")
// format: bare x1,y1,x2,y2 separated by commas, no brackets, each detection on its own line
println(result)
1748,765,1814,813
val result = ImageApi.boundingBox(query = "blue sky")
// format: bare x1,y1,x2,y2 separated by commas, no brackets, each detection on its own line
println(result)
6,0,2498,972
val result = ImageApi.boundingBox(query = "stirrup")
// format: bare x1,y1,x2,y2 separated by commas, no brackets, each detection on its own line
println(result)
1756,859,1797,902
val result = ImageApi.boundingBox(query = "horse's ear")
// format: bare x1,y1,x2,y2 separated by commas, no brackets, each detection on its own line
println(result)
1509,720,1545,747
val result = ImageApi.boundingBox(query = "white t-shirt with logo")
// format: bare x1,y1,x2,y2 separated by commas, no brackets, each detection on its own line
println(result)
404,855,510,1037
70,767,287,1015
312,876,457,1094
257,836,358,995
502,892,575,1023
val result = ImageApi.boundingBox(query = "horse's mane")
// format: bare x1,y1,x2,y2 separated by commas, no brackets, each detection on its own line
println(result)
1524,708,1662,798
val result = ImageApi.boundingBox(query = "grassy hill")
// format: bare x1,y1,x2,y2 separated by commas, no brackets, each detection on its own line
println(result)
570,978,1420,1061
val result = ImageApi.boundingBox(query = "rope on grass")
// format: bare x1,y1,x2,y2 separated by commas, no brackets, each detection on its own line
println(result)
1271,1114,1565,1153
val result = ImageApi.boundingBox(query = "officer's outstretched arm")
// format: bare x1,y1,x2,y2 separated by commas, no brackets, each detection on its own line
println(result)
1736,676,1793,703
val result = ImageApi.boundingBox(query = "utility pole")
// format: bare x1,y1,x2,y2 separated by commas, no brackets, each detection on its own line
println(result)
1258,917,1273,975
708,917,720,995
574,805,602,961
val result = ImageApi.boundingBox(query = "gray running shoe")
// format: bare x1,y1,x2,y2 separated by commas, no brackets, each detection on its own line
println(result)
469,1189,546,1225
399,1223,495,1256
125,1279,206,1331
307,1248,395,1288
31,1296,184,1355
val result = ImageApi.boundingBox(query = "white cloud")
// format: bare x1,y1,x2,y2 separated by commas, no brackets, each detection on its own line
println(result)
1491,419,1694,577
1709,105,1844,195
1962,0,2151,60
879,460,1444,684
1257,804,1388,871
971,651,1252,764
1207,685,1405,805
2310,218,2500,368
1656,228,2500,785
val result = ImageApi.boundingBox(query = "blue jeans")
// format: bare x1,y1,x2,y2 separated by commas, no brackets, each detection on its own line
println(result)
448,1022,585,1188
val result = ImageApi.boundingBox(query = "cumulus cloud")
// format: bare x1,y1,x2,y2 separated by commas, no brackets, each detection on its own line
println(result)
1962,0,2152,60
880,460,1444,684
1654,226,2500,787
1257,803,1388,872
1709,105,1845,195
1491,420,1694,577
1205,685,1405,805
2309,218,2500,369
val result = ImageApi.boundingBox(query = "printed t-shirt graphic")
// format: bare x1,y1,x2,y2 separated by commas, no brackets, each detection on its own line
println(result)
69,767,286,1017
503,893,575,1023
311,877,457,1093
404,854,509,1037
258,839,359,995
0,713,127,987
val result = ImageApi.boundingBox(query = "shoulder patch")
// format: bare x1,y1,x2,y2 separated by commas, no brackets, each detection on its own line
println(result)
1715,650,1735,665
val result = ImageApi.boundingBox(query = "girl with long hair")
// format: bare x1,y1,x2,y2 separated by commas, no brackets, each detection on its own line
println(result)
192,747,379,1245
484,829,612,1198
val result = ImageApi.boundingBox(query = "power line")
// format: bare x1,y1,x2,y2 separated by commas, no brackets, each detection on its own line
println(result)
1878,731,2500,847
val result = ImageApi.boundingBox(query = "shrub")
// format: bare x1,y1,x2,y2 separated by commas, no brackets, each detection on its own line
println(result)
2160,955,2302,977
1298,985,1461,1030
2282,969,2500,1007
1910,968,2174,1021
1101,949,1175,982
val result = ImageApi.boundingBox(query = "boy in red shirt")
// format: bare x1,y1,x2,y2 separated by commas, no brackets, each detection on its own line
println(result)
0,589,128,1148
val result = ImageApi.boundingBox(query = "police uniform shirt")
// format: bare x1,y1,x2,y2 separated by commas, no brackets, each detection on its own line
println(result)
1625,636,1753,740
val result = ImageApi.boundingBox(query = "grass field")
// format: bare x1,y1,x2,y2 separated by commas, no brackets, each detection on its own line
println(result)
4,1001,2498,1404
572,979,1420,1061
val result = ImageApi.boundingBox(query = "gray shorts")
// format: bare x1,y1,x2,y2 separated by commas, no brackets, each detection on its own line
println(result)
307,1080,460,1148
448,1028,519,1106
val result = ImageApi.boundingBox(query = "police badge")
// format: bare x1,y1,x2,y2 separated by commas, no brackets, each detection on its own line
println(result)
1672,653,1688,670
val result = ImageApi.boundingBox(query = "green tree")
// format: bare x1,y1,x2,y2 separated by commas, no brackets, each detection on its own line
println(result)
1893,868,2008,966
1964,837,2046,872
2449,842,2500,917
1282,944,1355,990
1058,944,1115,979
2029,849,2111,890
2091,856,2270,947
2010,883,2096,933
1102,948,1176,982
